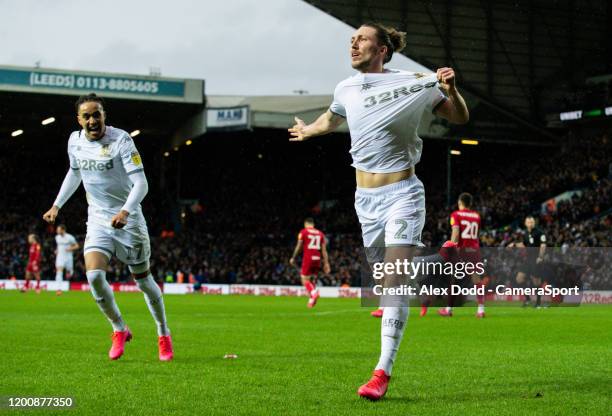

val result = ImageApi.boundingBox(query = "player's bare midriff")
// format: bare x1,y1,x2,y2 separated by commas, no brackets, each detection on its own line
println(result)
355,167,414,188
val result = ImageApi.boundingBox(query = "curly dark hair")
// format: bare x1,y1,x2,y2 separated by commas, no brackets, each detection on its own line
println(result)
75,93,105,113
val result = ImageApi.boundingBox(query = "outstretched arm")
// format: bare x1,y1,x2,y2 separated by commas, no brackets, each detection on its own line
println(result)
434,67,469,125
288,110,344,142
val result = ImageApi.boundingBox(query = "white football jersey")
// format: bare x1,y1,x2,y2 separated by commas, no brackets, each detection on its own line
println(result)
67,126,147,230
55,233,77,259
330,70,446,173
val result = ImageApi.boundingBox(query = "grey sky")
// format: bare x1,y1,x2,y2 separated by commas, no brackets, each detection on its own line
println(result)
0,0,429,95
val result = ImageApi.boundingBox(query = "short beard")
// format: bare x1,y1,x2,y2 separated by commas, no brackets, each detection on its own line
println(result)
351,58,372,72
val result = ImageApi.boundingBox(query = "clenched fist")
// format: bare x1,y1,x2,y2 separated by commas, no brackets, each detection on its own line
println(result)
43,206,60,224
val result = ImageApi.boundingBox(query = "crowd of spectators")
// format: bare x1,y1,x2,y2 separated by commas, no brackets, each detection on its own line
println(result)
1,130,609,287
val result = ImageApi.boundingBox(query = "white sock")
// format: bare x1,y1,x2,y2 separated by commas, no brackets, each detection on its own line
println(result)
136,274,170,336
86,270,126,332
375,306,409,376
478,304,485,313
446,306,453,313
55,270,63,282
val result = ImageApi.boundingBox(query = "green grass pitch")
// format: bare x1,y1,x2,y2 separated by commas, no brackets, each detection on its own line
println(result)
1,291,610,415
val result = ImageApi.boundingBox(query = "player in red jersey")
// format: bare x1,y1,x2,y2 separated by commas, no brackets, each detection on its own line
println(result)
23,234,42,293
289,218,331,308
437,192,486,318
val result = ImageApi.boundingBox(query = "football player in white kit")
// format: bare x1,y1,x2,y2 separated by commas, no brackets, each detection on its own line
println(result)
54,224,79,282
289,23,468,400
43,93,173,361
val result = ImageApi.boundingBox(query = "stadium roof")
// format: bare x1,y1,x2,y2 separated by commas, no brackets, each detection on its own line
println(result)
0,65,205,143
207,95,348,132
304,0,612,144
208,95,333,113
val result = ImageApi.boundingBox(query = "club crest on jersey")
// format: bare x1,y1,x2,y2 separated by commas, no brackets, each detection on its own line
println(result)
360,83,373,92
99,144,111,157
131,152,142,166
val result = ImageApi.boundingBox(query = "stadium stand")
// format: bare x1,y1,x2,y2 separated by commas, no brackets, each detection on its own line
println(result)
1,125,610,285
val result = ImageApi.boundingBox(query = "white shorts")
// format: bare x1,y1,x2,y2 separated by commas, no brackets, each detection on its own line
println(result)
355,175,426,252
55,257,74,274
84,222,151,266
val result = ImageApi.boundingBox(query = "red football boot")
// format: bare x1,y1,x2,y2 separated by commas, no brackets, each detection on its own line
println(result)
476,311,486,318
158,335,174,361
357,369,390,400
307,290,320,308
370,308,383,318
420,305,428,317
109,328,132,360
438,308,453,317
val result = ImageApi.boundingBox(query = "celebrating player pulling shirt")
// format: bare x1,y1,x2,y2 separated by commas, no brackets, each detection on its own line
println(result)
289,22,468,400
